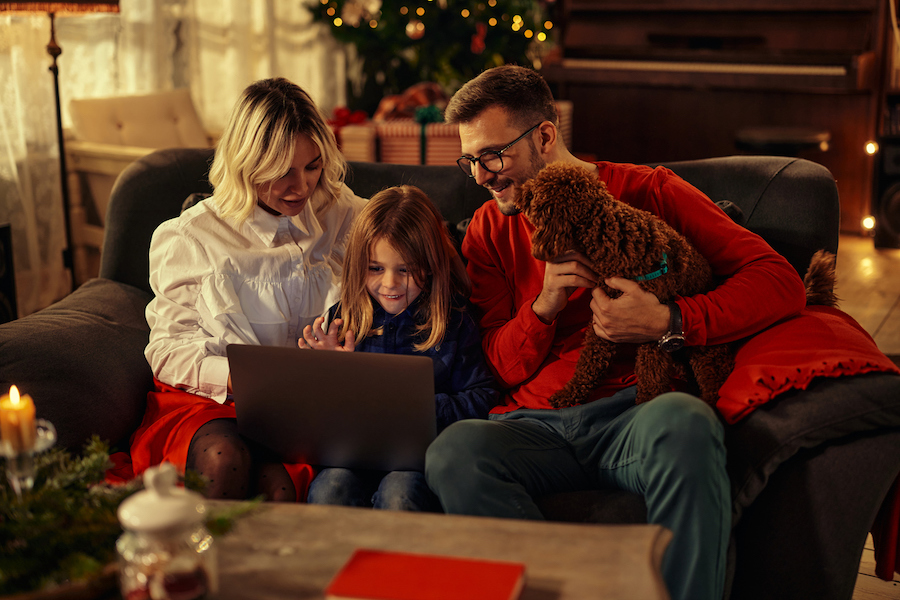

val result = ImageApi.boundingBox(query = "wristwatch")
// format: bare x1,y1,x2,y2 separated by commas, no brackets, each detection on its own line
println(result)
658,301,685,352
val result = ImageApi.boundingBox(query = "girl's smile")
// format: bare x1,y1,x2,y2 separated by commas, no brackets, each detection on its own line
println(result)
367,238,423,314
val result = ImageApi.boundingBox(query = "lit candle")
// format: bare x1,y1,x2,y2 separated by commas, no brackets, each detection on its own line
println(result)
0,385,37,453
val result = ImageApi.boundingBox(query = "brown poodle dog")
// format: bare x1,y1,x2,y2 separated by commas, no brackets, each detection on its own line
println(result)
516,162,840,408
516,162,734,407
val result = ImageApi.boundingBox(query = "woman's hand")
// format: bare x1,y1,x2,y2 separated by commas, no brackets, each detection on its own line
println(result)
298,317,356,351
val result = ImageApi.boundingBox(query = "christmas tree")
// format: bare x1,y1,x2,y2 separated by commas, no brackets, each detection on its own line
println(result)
309,0,555,115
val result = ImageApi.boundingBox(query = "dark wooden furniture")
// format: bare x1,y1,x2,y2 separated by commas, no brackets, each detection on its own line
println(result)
541,0,890,233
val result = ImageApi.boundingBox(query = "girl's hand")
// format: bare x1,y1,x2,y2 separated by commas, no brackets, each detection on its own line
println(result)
298,317,356,351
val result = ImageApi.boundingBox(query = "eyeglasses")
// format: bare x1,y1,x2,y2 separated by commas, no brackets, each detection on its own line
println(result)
456,123,541,178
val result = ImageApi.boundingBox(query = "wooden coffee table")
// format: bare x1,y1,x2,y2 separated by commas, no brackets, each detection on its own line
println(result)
212,502,671,599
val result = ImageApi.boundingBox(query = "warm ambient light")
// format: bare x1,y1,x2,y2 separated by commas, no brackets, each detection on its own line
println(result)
862,215,877,231
866,141,879,155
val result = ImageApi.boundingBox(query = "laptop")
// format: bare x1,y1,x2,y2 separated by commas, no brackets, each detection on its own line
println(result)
227,344,436,472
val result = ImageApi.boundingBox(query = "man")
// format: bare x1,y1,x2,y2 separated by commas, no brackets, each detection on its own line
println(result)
424,65,807,600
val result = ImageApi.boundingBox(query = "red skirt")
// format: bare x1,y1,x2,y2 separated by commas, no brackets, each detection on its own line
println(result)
107,379,314,501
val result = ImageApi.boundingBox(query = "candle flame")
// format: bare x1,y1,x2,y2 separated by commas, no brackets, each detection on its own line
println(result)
9,385,19,405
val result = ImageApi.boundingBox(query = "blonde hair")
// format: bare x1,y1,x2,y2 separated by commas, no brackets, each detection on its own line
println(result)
339,186,470,351
208,77,346,222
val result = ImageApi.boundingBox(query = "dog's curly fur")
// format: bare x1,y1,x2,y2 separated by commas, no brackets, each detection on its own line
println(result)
516,162,841,408
516,162,732,406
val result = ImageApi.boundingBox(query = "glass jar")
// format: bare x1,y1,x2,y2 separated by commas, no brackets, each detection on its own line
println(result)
117,463,218,600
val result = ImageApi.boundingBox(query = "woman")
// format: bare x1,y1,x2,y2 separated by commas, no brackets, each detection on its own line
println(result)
129,77,366,501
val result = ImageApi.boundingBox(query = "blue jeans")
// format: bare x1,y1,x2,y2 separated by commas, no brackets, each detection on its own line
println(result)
424,388,729,600
307,468,441,512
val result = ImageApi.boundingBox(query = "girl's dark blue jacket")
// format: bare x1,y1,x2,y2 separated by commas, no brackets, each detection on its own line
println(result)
327,297,498,433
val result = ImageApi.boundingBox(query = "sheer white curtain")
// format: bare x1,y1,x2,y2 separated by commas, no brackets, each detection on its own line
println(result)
0,0,343,317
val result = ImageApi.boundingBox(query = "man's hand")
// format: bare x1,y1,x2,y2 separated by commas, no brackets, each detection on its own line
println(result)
590,277,671,343
532,251,598,324
299,317,356,351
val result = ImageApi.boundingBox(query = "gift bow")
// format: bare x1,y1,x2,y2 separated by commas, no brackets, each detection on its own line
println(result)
415,105,445,165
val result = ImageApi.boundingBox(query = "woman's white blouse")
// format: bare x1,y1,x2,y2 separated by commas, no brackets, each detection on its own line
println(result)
145,186,367,403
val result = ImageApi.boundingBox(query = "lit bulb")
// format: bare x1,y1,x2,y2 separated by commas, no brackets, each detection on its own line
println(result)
862,215,876,231
865,141,879,155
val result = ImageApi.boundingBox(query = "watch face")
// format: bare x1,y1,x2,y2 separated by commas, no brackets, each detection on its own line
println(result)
659,335,685,352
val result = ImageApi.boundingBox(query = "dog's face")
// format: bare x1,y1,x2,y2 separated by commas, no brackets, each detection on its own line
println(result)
516,162,610,261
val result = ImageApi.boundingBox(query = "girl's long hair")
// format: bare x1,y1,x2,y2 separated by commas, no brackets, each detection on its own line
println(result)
209,77,345,222
339,186,470,351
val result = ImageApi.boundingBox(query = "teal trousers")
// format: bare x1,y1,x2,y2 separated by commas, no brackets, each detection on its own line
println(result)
425,388,729,600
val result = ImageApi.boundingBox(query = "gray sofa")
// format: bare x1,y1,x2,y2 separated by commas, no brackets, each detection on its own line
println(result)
1,148,898,600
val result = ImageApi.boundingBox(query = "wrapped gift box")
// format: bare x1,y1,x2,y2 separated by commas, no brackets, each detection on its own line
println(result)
372,101,573,166
340,123,377,162
376,121,461,166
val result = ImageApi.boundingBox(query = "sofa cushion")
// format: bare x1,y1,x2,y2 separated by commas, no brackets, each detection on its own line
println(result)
0,279,153,451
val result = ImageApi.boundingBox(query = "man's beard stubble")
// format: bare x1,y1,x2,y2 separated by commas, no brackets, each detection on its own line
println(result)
493,147,546,217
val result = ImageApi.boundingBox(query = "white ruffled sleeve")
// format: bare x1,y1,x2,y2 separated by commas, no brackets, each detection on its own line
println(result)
145,220,246,403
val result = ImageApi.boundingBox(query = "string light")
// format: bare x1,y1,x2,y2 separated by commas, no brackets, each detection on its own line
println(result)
313,0,553,106
866,141,879,155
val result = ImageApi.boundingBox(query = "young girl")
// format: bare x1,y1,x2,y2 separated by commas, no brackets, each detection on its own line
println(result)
299,185,498,511
123,78,367,502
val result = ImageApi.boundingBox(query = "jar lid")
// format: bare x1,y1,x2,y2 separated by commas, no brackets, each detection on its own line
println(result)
118,463,207,532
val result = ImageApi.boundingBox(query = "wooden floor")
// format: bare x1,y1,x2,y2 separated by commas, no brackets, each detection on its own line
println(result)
837,234,900,360
838,234,900,600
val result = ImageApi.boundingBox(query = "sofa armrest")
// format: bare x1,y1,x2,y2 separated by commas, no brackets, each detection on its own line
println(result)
0,279,153,450
725,372,900,525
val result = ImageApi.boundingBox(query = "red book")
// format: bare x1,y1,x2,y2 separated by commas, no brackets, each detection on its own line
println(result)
324,548,526,600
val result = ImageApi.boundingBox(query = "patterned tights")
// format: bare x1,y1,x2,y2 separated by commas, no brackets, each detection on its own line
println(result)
186,418,295,501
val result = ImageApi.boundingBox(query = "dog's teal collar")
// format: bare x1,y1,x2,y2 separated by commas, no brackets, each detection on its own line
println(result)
634,253,668,281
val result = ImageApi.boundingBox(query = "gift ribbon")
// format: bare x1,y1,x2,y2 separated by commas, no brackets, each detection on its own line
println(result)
415,105,444,165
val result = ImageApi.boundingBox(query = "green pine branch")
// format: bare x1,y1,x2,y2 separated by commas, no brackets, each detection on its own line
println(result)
0,437,259,595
